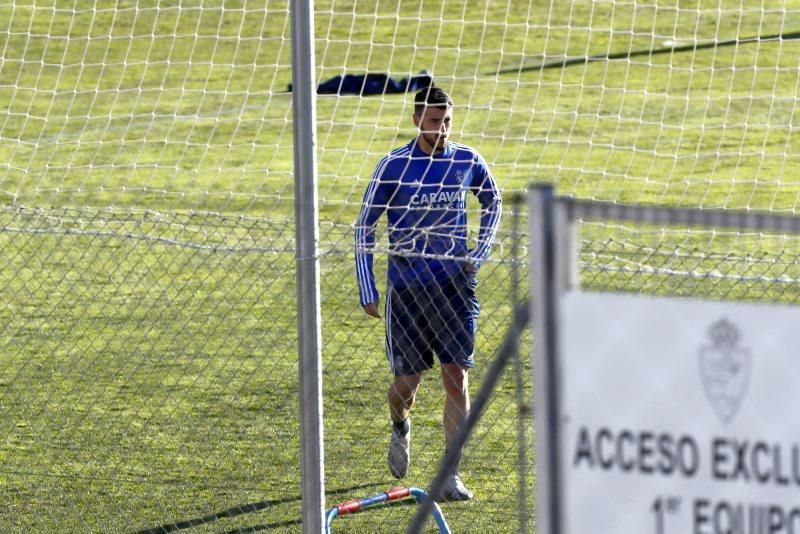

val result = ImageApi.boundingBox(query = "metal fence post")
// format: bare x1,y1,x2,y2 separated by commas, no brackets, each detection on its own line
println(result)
291,0,326,531
529,184,562,534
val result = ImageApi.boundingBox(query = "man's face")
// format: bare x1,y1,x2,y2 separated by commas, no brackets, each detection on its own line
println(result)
413,105,452,154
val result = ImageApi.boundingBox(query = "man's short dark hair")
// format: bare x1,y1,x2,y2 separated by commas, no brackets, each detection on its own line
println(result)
414,87,453,117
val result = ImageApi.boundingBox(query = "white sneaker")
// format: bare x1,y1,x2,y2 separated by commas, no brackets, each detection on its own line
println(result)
438,474,473,502
388,421,410,479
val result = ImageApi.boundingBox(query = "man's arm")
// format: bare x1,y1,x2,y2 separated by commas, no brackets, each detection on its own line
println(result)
468,155,502,269
355,157,392,316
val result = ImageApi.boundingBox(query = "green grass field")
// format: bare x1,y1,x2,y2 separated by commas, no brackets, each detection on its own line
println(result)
2,0,800,532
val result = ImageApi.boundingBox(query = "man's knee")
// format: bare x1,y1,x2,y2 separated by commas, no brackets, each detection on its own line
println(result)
390,374,421,400
441,364,469,397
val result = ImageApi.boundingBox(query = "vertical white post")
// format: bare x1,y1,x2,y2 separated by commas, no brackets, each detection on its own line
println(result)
291,0,325,532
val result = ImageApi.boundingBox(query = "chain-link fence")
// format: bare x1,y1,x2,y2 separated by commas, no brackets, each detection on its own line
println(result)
0,207,303,531
0,199,534,533
319,196,533,533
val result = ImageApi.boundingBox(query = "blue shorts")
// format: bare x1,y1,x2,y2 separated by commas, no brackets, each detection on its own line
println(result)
385,271,480,376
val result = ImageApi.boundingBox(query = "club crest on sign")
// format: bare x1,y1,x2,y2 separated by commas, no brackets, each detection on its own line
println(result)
698,318,751,424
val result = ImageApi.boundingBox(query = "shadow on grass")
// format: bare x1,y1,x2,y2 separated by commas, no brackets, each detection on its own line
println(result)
133,482,392,534
223,498,418,533
493,30,800,75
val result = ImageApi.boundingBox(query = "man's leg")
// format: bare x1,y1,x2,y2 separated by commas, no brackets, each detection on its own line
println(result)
388,373,422,424
387,373,421,478
439,362,474,501
441,363,470,466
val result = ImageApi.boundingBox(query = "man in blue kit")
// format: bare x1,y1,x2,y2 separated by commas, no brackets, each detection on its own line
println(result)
355,87,502,501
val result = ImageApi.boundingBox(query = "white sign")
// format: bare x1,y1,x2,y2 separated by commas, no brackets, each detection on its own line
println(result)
560,292,800,534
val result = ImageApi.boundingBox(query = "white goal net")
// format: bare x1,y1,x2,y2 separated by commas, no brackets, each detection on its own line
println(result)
1,0,798,532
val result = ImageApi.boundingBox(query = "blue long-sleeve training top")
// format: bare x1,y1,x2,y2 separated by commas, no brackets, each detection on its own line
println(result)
355,138,502,307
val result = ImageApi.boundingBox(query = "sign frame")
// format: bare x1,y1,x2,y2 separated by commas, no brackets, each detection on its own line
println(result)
528,185,800,534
